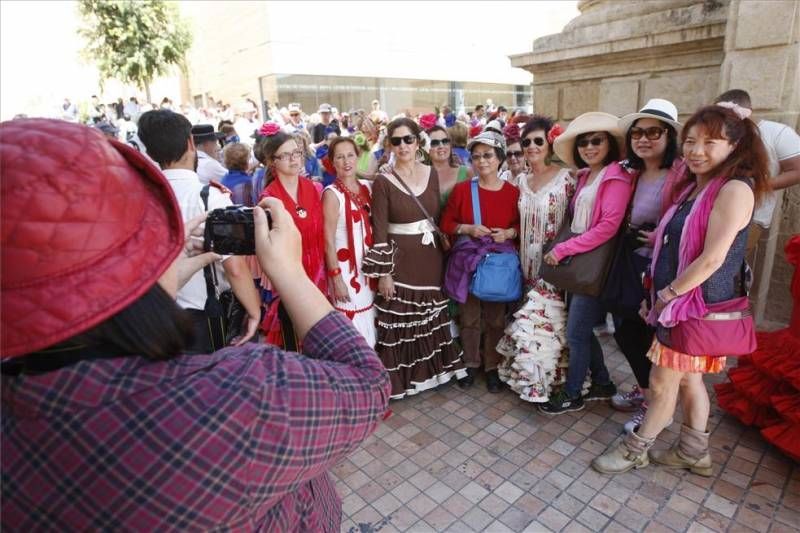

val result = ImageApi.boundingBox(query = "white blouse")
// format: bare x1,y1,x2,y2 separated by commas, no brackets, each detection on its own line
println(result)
570,167,606,234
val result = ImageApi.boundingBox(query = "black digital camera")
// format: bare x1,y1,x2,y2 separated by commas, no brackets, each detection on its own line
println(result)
204,206,264,255
625,221,657,249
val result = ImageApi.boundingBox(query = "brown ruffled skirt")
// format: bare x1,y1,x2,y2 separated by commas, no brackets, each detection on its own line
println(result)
375,281,467,399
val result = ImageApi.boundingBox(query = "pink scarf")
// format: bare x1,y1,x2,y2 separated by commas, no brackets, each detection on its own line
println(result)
647,176,728,328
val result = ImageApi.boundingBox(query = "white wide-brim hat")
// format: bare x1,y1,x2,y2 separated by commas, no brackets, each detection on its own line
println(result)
618,98,682,135
553,111,624,169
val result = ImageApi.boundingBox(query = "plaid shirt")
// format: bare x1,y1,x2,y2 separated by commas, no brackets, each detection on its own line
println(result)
1,312,389,532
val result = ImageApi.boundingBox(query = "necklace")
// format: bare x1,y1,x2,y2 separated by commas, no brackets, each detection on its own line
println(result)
334,179,371,214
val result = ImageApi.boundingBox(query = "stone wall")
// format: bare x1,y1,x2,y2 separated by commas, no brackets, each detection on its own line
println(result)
180,1,271,106
511,0,800,326
719,0,800,324
512,0,729,122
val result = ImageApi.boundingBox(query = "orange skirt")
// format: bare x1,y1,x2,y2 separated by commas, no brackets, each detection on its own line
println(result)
646,339,727,373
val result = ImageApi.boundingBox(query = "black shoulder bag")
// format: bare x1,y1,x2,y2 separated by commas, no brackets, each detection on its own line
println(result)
200,186,246,348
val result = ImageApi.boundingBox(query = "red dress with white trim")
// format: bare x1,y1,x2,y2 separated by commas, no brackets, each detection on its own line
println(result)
715,235,800,461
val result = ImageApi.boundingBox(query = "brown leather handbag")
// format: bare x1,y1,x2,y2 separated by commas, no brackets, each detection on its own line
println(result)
389,170,451,252
538,219,621,297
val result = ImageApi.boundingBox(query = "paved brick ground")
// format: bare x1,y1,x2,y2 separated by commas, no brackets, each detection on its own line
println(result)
332,334,800,533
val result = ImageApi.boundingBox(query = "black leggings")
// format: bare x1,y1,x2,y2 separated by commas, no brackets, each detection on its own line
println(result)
613,316,655,389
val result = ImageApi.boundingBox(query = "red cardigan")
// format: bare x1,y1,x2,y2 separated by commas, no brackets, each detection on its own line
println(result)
441,179,520,235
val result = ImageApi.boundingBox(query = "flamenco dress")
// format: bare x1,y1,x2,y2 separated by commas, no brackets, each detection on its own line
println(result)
496,169,576,402
715,235,800,461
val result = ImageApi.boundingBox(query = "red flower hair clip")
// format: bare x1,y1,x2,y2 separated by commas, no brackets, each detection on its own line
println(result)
258,122,281,137
547,123,564,145
503,123,520,144
419,113,437,131
469,125,483,138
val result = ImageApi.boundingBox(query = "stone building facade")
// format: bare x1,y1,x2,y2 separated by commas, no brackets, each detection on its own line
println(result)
511,0,800,326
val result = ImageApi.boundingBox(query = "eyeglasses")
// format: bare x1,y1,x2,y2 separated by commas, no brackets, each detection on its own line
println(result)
390,135,417,146
334,153,358,162
506,150,523,159
272,149,304,162
576,136,607,148
521,137,546,148
470,152,495,162
630,126,668,141
429,138,451,147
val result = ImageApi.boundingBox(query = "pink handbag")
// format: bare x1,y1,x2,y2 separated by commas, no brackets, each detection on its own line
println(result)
668,296,756,357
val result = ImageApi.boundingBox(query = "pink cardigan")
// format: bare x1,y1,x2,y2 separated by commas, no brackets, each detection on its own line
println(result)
552,161,634,262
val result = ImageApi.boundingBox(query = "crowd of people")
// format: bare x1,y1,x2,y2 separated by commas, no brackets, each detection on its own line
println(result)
2,87,799,530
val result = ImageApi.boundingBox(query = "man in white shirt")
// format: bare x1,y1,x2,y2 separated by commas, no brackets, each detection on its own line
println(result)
123,97,140,121
715,90,800,247
138,110,261,354
283,103,306,134
369,99,389,125
233,102,260,146
61,98,78,122
191,124,228,185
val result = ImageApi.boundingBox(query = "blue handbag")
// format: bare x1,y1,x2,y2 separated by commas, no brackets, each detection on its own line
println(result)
468,179,522,302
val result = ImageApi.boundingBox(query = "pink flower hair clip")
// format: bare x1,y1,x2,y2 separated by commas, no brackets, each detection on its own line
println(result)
419,113,437,131
258,122,282,137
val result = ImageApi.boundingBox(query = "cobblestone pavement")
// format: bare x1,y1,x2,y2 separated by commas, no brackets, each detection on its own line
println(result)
332,334,800,533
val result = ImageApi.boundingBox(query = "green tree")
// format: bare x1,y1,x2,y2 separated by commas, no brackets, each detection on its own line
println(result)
78,0,192,103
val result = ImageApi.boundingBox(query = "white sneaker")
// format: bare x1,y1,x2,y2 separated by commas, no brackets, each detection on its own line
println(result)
623,403,673,434
593,314,616,336
611,385,645,412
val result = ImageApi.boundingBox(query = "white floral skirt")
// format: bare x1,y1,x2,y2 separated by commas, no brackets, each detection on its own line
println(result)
496,280,570,403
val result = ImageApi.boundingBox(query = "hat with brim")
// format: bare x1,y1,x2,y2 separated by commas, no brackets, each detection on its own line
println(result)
618,98,682,136
467,130,506,153
1,119,184,359
191,124,225,143
484,119,504,135
553,111,624,169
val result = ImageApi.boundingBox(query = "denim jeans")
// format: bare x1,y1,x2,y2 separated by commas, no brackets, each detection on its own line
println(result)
565,293,611,397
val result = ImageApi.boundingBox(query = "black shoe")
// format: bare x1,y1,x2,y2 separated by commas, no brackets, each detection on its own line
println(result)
486,369,502,393
582,382,618,402
457,368,475,388
538,390,585,415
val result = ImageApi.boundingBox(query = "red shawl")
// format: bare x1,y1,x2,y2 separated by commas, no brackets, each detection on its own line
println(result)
261,177,327,292
332,179,373,279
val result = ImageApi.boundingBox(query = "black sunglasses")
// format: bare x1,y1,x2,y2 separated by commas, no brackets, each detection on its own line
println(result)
470,152,495,162
631,126,667,141
576,136,606,148
521,137,546,148
506,150,523,158
429,138,451,147
390,135,417,146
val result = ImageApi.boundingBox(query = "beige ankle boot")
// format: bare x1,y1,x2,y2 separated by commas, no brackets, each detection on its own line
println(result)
649,424,713,477
591,431,655,474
